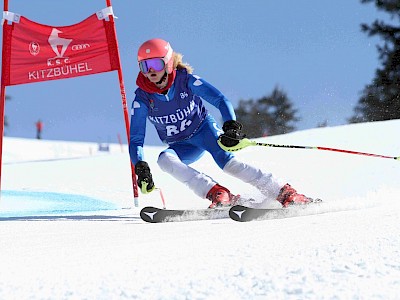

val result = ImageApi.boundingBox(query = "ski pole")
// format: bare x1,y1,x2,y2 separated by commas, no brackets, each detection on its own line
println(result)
139,182,167,208
218,137,400,161
157,187,167,209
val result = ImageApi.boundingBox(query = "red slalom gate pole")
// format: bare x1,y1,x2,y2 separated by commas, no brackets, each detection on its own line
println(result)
106,0,139,205
0,0,10,192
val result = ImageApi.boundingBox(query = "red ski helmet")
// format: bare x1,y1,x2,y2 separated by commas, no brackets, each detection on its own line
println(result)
137,38,174,74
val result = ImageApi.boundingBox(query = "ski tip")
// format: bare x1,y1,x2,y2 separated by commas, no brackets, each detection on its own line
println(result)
229,205,249,222
140,206,162,223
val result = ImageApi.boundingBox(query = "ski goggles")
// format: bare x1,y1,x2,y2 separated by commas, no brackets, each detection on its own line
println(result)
138,58,166,74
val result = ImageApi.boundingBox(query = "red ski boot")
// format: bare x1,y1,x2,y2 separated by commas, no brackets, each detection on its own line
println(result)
207,184,237,208
276,183,313,208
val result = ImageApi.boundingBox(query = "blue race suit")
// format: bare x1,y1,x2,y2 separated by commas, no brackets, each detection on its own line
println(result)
129,69,236,169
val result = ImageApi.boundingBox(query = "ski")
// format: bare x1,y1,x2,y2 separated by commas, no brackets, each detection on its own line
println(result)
229,201,323,222
229,205,282,222
140,206,230,223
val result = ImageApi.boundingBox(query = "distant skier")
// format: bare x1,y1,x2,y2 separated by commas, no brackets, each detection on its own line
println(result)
129,38,315,208
35,119,43,139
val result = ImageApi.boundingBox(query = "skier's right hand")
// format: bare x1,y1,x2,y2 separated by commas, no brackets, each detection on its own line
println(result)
220,120,246,147
135,161,155,194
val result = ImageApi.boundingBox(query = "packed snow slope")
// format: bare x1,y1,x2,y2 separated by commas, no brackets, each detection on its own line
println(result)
0,120,399,299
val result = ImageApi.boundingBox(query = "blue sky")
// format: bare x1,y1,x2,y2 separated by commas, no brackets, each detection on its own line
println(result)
1,0,385,145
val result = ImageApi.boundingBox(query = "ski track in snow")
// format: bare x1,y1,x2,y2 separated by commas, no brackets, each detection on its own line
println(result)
0,120,399,299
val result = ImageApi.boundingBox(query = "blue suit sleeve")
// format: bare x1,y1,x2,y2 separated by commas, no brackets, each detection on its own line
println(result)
129,95,148,165
188,74,236,122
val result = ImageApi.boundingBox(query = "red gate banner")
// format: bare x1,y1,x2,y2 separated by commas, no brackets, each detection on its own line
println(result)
2,12,120,86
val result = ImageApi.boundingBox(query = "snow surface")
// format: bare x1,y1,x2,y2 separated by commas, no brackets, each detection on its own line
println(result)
0,120,399,299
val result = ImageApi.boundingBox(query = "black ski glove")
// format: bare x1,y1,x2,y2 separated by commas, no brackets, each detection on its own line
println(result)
135,161,155,194
219,120,246,147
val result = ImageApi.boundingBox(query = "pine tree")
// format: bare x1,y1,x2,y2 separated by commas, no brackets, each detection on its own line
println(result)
235,86,299,138
350,0,400,123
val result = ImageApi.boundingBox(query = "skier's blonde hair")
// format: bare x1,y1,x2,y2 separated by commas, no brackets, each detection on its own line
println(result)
173,52,194,74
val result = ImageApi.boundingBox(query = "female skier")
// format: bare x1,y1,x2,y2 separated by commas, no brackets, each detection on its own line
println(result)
129,38,313,208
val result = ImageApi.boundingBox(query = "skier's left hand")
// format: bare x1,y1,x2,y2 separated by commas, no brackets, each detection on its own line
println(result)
135,161,155,194
219,120,246,147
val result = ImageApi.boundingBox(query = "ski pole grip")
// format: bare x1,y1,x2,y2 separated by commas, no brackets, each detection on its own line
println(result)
217,138,255,152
